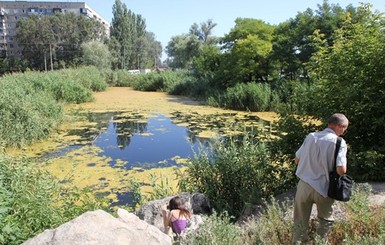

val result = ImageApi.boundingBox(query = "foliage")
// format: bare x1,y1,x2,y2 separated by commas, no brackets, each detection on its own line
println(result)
206,82,279,112
110,0,162,70
303,3,385,180
127,174,177,210
219,18,275,85
240,199,293,245
165,20,218,69
271,1,357,81
0,76,63,147
182,211,242,245
115,70,140,87
131,70,189,92
179,133,294,218
271,114,320,157
168,76,214,99
148,173,175,201
16,13,106,70
81,41,112,70
0,67,107,147
328,183,385,244
58,66,108,92
191,45,222,82
0,153,108,245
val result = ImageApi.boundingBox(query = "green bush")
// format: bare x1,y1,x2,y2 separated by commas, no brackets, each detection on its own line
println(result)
114,70,139,87
58,66,107,92
183,211,242,245
0,153,108,245
207,82,279,111
179,133,294,218
131,70,189,92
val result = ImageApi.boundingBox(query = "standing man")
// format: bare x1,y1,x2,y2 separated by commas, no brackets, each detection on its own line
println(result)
292,113,349,244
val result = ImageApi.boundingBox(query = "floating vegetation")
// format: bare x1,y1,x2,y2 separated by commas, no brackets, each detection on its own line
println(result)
8,88,278,207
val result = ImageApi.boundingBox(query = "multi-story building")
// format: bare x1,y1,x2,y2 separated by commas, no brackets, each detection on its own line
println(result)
0,1,110,58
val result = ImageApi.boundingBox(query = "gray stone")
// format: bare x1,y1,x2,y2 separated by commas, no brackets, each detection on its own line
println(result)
22,209,172,245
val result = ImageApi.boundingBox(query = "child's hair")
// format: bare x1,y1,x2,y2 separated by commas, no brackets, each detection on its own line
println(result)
168,196,191,218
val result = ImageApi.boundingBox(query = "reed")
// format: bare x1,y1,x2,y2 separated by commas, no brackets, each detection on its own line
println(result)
0,66,107,147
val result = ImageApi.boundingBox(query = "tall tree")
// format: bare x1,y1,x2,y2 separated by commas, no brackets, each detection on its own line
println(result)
305,3,385,179
166,19,218,69
16,13,105,70
219,18,275,85
271,0,357,81
110,0,161,70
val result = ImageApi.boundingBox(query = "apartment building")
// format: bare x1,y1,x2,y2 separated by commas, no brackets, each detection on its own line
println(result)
0,1,110,58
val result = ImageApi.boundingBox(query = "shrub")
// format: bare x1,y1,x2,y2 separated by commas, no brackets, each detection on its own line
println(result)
131,70,189,92
179,133,294,218
0,67,107,147
114,70,139,87
182,211,242,245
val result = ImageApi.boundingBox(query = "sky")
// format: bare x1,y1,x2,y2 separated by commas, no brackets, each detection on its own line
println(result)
30,0,385,58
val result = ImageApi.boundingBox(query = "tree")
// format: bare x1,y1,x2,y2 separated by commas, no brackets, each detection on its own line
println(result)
166,19,218,69
110,0,161,70
16,13,105,70
303,3,385,180
271,0,357,81
219,18,275,85
81,41,112,69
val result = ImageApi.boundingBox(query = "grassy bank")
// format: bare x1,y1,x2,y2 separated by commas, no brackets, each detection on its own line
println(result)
0,66,107,147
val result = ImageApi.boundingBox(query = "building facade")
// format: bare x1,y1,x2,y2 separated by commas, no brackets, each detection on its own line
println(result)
0,1,110,58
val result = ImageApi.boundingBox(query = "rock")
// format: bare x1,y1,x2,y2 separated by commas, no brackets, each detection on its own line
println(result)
22,209,172,245
135,192,211,232
191,193,212,215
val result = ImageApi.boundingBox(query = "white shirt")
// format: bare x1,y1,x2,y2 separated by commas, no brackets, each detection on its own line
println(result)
295,128,347,197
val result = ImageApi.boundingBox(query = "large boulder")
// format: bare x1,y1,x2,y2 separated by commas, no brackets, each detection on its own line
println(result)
22,209,171,245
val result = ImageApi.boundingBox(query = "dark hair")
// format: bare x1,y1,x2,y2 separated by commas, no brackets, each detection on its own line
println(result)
168,196,190,218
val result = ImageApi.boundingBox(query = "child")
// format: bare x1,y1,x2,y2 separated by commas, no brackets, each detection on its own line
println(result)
161,196,191,237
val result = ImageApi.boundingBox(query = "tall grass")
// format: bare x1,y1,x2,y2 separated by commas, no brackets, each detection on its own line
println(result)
131,70,190,92
207,82,279,111
0,152,108,245
0,66,107,147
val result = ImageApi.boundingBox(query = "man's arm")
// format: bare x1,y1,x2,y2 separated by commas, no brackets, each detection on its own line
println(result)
337,165,347,176
294,157,299,165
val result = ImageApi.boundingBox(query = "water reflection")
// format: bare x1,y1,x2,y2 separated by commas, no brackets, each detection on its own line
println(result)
94,114,209,169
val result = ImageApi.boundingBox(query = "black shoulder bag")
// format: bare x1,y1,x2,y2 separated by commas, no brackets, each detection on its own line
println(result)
327,137,353,202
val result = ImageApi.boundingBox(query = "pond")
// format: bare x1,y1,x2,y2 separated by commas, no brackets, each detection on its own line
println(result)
12,88,276,208
38,110,268,207
43,112,212,170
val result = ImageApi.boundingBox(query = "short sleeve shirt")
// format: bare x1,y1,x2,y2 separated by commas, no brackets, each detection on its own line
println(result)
295,128,347,197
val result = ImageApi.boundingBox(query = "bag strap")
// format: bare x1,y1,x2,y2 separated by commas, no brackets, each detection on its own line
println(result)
333,137,342,173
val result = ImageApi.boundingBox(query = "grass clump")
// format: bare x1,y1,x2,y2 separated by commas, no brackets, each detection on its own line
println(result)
182,211,242,245
0,66,108,147
131,70,189,92
207,82,279,111
0,152,108,245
